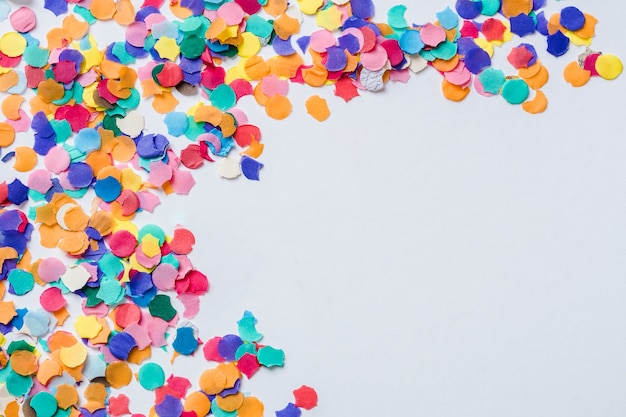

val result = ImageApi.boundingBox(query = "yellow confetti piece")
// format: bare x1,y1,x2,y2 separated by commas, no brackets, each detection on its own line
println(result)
315,5,343,31
141,234,161,258
154,37,180,61
59,342,87,368
298,0,323,15
474,38,495,57
0,32,27,58
238,32,262,58
74,315,103,339
595,54,623,80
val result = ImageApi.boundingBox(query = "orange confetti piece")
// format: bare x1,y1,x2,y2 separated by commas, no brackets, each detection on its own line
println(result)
4,401,19,417
219,113,237,137
13,146,38,172
2,94,25,120
518,61,542,79
432,55,460,73
547,12,563,35
269,54,304,78
84,382,108,403
302,65,328,87
62,15,89,40
574,13,598,39
274,14,301,39
114,0,136,25
265,94,292,120
215,393,244,412
0,122,16,147
520,65,549,90
38,79,66,103
10,350,39,376
171,2,194,19
522,89,548,114
184,392,212,416
0,71,19,92
245,56,271,80
127,346,152,364
441,79,470,101
199,368,227,395
105,361,133,389
263,0,288,16
501,0,532,19
241,139,264,159
90,0,117,20
36,358,63,385
46,28,70,49
152,91,179,114
0,301,17,324
305,95,330,121
563,61,591,87
194,105,223,125
53,307,71,326
55,384,79,410
238,396,264,417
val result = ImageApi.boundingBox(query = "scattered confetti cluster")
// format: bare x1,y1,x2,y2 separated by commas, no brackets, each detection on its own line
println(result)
0,0,622,415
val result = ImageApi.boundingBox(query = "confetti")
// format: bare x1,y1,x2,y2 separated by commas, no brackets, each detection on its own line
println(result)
0,0,620,416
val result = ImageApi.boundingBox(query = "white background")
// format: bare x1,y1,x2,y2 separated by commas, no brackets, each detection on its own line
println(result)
4,0,626,416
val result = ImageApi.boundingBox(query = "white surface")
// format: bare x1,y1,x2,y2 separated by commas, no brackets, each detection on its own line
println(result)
3,0,626,416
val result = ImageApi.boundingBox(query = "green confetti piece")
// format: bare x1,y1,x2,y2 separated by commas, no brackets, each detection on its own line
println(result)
246,15,273,40
180,35,206,59
161,253,180,269
6,370,33,397
257,346,285,367
65,188,89,199
210,84,236,111
117,89,141,110
138,362,166,390
139,224,166,245
112,42,135,65
479,68,506,94
51,88,74,106
98,253,124,279
67,146,86,163
8,340,35,354
431,40,458,60
28,189,47,202
481,0,501,16
23,45,50,68
179,16,208,35
419,48,437,62
73,5,97,24
502,78,530,104
237,313,263,342
184,116,206,141
8,269,34,296
30,392,58,417
83,286,103,308
235,343,257,360
97,278,125,305
51,119,72,143
52,407,71,417
148,294,177,321
387,4,407,30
